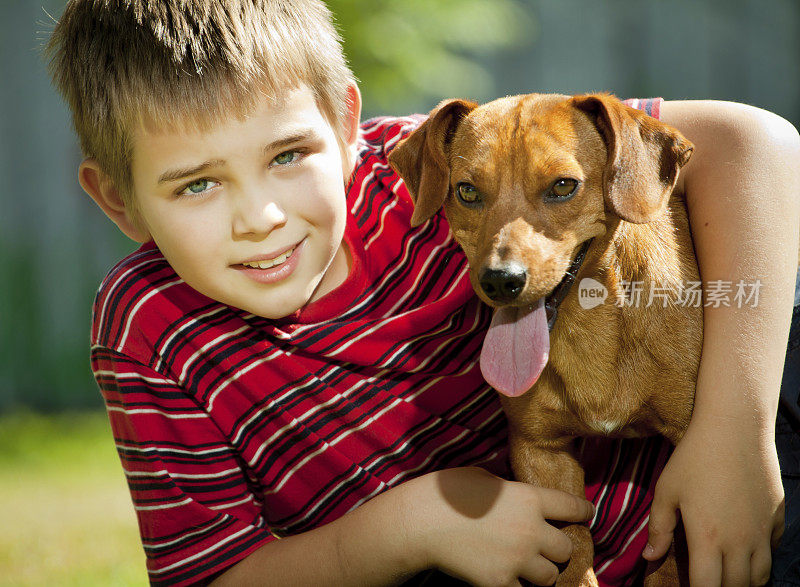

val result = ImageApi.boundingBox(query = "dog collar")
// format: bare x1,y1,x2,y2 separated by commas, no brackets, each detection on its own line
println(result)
545,239,593,331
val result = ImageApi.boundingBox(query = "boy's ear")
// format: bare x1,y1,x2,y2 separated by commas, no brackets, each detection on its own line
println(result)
78,159,150,242
342,83,362,147
338,84,362,179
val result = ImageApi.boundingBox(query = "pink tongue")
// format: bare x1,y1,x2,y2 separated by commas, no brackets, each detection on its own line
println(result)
480,298,550,397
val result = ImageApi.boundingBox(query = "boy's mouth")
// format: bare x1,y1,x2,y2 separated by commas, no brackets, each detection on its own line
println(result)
241,247,296,269
234,240,305,285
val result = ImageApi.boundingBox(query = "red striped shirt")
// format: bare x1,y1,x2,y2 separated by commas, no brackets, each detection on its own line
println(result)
92,100,669,586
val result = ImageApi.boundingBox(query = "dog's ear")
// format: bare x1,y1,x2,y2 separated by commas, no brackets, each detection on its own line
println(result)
572,94,694,224
388,99,477,226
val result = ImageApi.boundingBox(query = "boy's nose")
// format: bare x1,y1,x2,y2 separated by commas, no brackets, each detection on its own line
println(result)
232,193,287,238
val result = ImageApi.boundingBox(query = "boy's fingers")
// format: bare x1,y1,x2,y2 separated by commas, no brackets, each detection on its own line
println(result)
643,495,677,560
750,546,772,586
771,516,785,550
721,552,751,587
537,488,595,522
539,526,574,564
519,555,560,586
686,528,723,587
688,544,722,587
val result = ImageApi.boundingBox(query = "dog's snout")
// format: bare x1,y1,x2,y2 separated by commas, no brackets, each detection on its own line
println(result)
479,266,527,303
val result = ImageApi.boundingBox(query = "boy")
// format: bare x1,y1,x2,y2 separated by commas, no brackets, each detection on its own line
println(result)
46,1,799,585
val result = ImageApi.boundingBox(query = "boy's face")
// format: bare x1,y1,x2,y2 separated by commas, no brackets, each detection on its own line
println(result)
128,85,356,319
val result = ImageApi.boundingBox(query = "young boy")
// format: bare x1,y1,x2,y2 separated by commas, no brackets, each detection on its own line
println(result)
47,1,799,585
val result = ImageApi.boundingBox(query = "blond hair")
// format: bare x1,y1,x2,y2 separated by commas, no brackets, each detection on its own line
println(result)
47,0,355,206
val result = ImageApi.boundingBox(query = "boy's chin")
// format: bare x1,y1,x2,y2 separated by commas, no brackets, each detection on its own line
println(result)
238,288,318,320
241,299,306,320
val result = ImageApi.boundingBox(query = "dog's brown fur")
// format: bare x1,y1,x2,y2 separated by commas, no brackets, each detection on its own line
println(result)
389,93,700,586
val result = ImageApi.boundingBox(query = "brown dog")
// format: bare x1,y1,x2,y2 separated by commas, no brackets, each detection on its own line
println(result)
388,93,700,586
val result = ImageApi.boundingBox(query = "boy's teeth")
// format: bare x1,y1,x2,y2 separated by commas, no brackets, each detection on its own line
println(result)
242,248,294,269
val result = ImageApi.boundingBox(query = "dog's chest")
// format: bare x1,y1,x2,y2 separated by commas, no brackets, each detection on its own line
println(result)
517,282,701,440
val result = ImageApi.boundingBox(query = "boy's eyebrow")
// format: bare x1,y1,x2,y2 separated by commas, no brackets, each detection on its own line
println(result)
262,128,321,156
158,159,225,184
157,129,322,184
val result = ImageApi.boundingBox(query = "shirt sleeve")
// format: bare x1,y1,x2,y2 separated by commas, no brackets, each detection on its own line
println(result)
92,346,276,586
623,97,662,119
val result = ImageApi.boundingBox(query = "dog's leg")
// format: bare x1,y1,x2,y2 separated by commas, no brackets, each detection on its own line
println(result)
510,436,598,587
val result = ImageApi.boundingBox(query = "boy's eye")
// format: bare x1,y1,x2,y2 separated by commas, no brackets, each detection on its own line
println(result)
272,150,301,166
179,179,218,196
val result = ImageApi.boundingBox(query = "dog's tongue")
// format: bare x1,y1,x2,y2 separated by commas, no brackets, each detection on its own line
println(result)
480,298,550,397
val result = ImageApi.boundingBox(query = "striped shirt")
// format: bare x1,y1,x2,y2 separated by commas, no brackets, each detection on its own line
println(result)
91,101,669,586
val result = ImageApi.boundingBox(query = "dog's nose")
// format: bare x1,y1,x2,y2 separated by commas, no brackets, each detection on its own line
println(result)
479,267,527,303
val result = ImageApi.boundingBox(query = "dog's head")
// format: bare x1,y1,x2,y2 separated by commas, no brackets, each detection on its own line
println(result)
388,93,694,309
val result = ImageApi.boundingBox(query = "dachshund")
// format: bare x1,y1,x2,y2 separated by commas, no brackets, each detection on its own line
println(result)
389,93,699,586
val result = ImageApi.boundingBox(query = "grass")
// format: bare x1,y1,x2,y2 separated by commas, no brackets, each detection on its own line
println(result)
0,411,148,586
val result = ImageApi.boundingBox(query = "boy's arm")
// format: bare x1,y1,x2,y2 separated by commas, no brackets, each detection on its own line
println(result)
211,467,594,586
646,101,800,585
96,347,590,586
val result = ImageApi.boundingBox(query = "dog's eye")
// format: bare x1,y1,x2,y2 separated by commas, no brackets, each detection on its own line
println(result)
456,182,481,204
547,178,579,200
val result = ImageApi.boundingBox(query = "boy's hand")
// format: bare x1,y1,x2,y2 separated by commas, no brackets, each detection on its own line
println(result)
644,417,784,586
404,467,594,586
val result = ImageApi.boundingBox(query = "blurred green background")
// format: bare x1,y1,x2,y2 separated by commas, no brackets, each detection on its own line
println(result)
1,0,798,584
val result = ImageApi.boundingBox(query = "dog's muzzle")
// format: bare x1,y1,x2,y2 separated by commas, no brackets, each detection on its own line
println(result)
479,265,527,303
478,239,594,329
